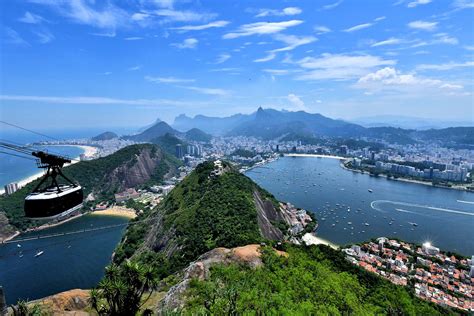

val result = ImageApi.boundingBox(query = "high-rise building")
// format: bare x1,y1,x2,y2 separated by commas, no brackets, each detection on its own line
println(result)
175,144,184,159
4,183,18,195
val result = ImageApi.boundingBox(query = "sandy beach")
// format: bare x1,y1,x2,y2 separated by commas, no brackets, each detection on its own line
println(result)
302,232,338,249
286,153,346,160
0,145,98,194
92,206,137,219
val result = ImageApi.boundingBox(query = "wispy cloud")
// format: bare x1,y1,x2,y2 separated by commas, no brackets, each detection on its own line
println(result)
19,11,48,24
255,7,302,18
343,22,373,32
145,76,195,83
215,54,231,64
0,94,200,107
170,20,229,32
416,61,474,71
181,86,231,96
270,34,317,53
128,65,142,71
3,27,29,46
223,20,303,39
371,38,402,47
407,0,432,8
314,25,331,34
172,37,198,49
322,0,343,10
35,28,55,43
408,20,437,31
295,53,396,81
287,93,308,111
124,37,144,41
154,9,216,23
254,53,276,63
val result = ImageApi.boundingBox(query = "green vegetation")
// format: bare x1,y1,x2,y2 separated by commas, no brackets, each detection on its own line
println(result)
11,299,42,316
0,144,178,231
151,133,187,157
230,148,255,158
183,245,458,315
184,128,212,143
90,261,158,316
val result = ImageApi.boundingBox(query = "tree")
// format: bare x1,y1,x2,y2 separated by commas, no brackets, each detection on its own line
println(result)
11,300,42,316
89,262,158,316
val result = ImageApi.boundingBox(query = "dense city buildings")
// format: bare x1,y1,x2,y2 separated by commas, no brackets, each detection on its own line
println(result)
3,183,18,195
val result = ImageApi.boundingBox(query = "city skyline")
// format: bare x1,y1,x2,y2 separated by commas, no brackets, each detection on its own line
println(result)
1,0,473,128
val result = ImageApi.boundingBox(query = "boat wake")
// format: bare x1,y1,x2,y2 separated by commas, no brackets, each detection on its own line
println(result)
457,200,474,205
395,208,415,214
371,200,474,217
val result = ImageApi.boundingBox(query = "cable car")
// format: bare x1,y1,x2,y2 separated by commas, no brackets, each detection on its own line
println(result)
24,151,84,219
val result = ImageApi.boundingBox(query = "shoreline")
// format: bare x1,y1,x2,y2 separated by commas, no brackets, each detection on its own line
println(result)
340,161,472,193
0,145,98,195
302,232,338,249
91,206,137,219
286,153,346,160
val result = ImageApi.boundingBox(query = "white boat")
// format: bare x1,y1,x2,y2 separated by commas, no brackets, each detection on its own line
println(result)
364,223,370,226
35,251,44,257
368,189,373,193
17,244,21,248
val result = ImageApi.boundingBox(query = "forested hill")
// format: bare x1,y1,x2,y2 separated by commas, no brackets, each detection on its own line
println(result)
0,144,180,233
113,160,288,267
107,160,455,315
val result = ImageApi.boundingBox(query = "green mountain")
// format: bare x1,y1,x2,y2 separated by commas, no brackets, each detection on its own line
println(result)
125,121,179,142
0,144,179,232
108,160,453,315
114,160,287,266
151,133,187,156
91,131,118,141
184,128,212,142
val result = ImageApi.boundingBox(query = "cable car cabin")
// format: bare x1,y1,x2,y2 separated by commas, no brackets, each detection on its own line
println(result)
24,185,83,219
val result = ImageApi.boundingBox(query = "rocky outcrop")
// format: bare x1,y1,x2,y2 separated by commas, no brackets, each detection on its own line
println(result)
0,212,17,243
106,146,168,191
157,245,287,314
253,190,284,240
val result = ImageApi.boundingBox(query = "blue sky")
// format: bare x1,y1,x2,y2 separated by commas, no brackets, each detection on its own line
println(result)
1,0,473,129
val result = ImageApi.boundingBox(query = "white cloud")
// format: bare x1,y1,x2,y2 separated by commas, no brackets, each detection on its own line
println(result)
31,0,129,32
216,54,231,64
255,7,302,17
374,16,386,21
223,20,303,39
4,27,29,46
295,53,396,81
355,67,464,92
263,69,291,75
416,61,474,71
270,34,317,53
287,94,307,111
128,65,142,71
154,9,216,23
0,94,199,107
433,33,458,45
371,38,402,47
172,38,198,49
254,53,276,63
322,1,343,10
343,23,373,32
408,20,438,31
124,37,144,41
182,86,230,96
453,0,474,9
35,28,55,43
145,76,195,83
407,0,432,8
19,11,47,24
314,25,331,34
153,0,175,9
464,45,474,51
170,20,229,31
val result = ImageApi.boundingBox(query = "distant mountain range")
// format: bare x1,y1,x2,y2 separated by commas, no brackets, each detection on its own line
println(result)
91,131,118,141
353,115,473,130
127,108,472,147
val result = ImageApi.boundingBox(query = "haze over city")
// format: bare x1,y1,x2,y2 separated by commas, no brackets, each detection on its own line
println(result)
1,0,473,129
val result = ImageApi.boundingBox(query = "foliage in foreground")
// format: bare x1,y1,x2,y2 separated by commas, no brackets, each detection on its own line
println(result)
183,245,459,315
89,261,158,316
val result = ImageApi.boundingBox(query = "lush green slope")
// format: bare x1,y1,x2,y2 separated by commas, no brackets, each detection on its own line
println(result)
114,161,281,269
151,133,187,157
184,128,212,142
0,144,178,231
183,244,458,315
